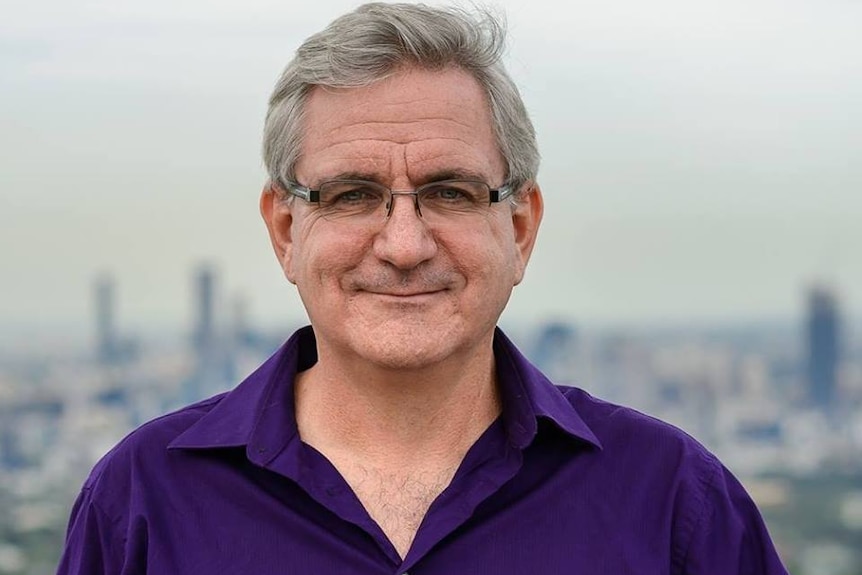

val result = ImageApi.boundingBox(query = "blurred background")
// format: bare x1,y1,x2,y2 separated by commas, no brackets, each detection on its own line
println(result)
1,0,860,573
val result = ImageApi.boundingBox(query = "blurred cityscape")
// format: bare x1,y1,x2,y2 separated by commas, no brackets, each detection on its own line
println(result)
0,264,860,575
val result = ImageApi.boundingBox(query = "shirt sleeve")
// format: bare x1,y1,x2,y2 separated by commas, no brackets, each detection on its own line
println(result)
56,488,126,575
680,463,789,575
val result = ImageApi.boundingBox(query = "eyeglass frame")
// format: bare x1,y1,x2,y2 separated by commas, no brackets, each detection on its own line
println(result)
278,178,520,220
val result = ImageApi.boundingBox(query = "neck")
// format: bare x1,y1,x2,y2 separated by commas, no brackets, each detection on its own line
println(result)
295,339,501,468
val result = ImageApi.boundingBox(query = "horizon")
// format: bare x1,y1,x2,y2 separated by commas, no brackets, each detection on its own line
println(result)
2,301,857,360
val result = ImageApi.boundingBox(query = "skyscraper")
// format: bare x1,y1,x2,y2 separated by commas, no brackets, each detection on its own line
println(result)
806,286,841,409
186,263,237,403
192,264,217,353
93,272,138,365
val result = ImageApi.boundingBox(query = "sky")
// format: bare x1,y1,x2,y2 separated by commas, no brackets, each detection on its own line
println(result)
1,0,860,344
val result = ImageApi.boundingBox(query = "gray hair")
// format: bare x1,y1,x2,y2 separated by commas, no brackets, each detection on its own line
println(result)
262,2,539,191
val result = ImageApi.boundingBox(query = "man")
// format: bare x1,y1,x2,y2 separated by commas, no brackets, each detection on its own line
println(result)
58,3,788,574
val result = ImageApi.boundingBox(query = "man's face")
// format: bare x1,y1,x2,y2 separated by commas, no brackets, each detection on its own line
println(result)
261,67,542,369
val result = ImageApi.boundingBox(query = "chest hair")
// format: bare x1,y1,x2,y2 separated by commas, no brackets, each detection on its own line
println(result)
339,460,458,559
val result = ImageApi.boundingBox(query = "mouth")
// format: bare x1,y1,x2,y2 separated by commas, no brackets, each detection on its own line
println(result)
368,289,444,297
362,288,447,301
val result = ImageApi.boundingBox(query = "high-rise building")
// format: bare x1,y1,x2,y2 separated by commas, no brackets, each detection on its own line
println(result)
186,263,239,404
93,273,138,365
806,286,841,409
192,264,217,352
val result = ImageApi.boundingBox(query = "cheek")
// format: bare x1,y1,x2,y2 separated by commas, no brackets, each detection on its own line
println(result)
293,226,372,289
449,230,518,288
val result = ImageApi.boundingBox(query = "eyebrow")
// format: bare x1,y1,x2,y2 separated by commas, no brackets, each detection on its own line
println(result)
315,168,493,188
317,171,382,185
416,169,490,185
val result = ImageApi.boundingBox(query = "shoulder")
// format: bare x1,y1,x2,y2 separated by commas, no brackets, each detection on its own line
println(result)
555,386,720,552
82,392,228,496
58,394,232,574
558,385,724,513
557,384,718,470
555,385,787,573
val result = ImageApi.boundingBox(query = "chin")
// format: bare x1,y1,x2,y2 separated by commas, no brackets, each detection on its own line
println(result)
345,317,471,370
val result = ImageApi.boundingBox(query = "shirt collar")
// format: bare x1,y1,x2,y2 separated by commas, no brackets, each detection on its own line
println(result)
169,325,601,456
493,328,602,450
168,326,312,458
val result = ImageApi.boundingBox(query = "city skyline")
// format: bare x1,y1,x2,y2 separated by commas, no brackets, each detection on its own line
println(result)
3,264,857,360
0,269,859,359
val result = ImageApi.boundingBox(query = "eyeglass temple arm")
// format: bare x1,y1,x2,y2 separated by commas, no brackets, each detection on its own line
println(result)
490,183,517,203
284,181,319,202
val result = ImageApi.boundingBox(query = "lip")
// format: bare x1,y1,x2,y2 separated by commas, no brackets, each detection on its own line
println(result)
364,289,446,300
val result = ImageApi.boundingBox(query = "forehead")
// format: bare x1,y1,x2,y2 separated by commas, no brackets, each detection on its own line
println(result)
296,67,506,184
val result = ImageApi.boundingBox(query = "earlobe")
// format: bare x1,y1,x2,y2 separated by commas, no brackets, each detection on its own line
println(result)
260,185,296,284
511,182,544,285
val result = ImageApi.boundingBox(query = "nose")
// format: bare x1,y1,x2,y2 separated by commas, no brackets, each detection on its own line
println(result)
372,192,438,270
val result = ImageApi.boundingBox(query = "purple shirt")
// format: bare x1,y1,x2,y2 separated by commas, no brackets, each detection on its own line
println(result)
58,327,788,574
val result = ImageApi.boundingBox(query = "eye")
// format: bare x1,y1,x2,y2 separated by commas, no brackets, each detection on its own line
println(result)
437,187,466,201
420,181,482,205
335,188,372,203
320,182,385,205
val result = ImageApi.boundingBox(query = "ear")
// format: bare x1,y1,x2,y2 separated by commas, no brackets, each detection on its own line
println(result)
260,185,297,284
511,182,544,285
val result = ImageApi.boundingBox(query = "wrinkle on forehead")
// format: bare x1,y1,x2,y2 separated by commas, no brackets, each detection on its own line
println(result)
315,134,476,154
304,69,494,141
307,140,499,186
323,116,484,148
404,144,501,183
297,67,505,186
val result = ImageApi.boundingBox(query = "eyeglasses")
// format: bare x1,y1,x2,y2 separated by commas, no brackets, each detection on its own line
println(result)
280,179,518,226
